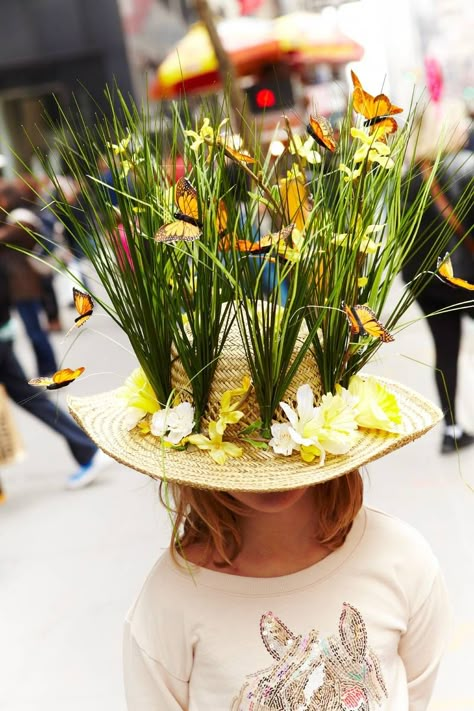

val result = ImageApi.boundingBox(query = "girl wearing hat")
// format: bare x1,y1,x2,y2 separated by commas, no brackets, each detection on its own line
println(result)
41,75,467,710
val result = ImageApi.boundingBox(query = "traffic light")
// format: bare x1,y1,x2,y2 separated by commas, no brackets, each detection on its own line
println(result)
245,68,295,114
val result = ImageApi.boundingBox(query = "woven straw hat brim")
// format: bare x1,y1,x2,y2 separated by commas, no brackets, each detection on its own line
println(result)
68,376,442,492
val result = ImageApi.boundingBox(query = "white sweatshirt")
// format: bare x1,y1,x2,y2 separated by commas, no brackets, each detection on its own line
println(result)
124,507,450,710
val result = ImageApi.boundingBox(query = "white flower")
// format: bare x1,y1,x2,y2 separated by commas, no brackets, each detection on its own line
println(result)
165,402,195,444
150,410,169,438
269,422,299,456
124,406,147,431
280,384,319,446
150,401,195,444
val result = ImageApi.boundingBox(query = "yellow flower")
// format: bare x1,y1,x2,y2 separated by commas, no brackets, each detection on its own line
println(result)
278,165,312,231
358,277,368,287
108,134,131,155
332,223,384,255
188,421,243,464
339,163,362,182
119,368,160,414
345,375,402,432
216,375,251,434
288,134,321,165
301,392,358,465
184,117,229,153
351,128,395,170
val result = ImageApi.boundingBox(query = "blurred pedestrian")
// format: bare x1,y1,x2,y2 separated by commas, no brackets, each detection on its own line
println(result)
402,100,474,454
0,260,109,493
0,181,58,375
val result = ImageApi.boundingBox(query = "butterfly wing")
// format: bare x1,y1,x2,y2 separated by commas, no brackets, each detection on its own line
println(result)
216,199,228,235
155,221,201,243
49,367,85,389
175,177,200,222
307,115,337,152
355,305,394,342
438,253,474,290
222,144,256,164
352,71,402,123
28,376,54,388
344,303,394,342
72,288,93,328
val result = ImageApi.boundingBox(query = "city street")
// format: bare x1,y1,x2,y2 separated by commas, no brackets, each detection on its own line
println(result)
1,271,473,711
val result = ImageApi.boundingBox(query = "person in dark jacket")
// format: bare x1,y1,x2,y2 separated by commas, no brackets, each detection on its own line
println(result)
0,261,109,494
402,101,474,454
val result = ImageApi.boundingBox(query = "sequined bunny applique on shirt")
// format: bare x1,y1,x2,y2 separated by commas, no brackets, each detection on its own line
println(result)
232,603,387,710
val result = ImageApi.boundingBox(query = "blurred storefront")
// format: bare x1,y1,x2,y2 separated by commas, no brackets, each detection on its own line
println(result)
0,0,133,175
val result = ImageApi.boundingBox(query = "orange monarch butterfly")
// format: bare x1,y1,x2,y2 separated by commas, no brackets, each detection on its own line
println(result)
437,253,474,291
28,367,85,390
343,303,394,343
219,225,295,257
351,70,402,136
307,115,337,152
220,142,256,164
72,288,93,327
155,177,202,243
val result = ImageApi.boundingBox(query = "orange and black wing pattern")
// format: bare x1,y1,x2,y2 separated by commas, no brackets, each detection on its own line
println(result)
221,143,256,164
155,177,202,243
223,224,295,256
307,115,337,152
29,367,85,390
343,303,394,343
437,253,474,291
72,288,94,327
351,70,402,135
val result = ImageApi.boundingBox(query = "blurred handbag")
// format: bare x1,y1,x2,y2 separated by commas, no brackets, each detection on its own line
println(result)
0,384,24,466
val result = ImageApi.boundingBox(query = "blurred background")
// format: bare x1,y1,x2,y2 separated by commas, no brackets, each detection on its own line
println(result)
0,0,472,174
0,1,473,710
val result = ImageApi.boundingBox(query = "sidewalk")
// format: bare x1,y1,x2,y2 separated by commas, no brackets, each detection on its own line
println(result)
0,276,473,711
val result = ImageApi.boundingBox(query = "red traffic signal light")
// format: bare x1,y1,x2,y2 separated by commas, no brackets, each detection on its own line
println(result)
255,88,277,109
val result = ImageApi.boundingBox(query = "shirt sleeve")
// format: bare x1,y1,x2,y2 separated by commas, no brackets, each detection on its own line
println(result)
123,619,189,711
398,567,452,711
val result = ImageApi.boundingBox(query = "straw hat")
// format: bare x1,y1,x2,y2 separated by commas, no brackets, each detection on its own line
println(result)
68,322,442,492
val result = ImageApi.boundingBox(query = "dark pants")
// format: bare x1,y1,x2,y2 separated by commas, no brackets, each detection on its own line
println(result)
416,284,473,427
16,299,58,375
40,276,60,323
0,339,97,466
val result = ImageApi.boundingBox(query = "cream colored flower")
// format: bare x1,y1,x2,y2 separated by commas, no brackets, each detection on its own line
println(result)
123,406,148,431
269,422,298,456
188,421,243,464
151,402,195,444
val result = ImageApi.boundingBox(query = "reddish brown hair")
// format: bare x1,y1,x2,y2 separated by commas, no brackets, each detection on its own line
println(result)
160,470,363,568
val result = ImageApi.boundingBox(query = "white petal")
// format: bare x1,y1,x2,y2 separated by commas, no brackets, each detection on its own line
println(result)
296,384,316,423
280,401,298,428
150,410,168,437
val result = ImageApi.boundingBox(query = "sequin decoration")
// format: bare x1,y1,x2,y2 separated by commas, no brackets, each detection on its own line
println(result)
231,603,387,710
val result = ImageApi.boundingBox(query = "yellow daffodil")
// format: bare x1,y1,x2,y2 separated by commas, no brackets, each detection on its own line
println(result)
358,277,369,287
344,375,402,432
184,117,229,153
119,368,160,413
278,165,312,231
188,421,243,464
300,392,358,465
339,163,362,182
351,128,395,170
288,134,321,165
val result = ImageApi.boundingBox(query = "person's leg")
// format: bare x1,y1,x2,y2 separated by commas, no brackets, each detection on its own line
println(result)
40,276,62,331
417,293,473,452
0,340,96,465
16,300,58,375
